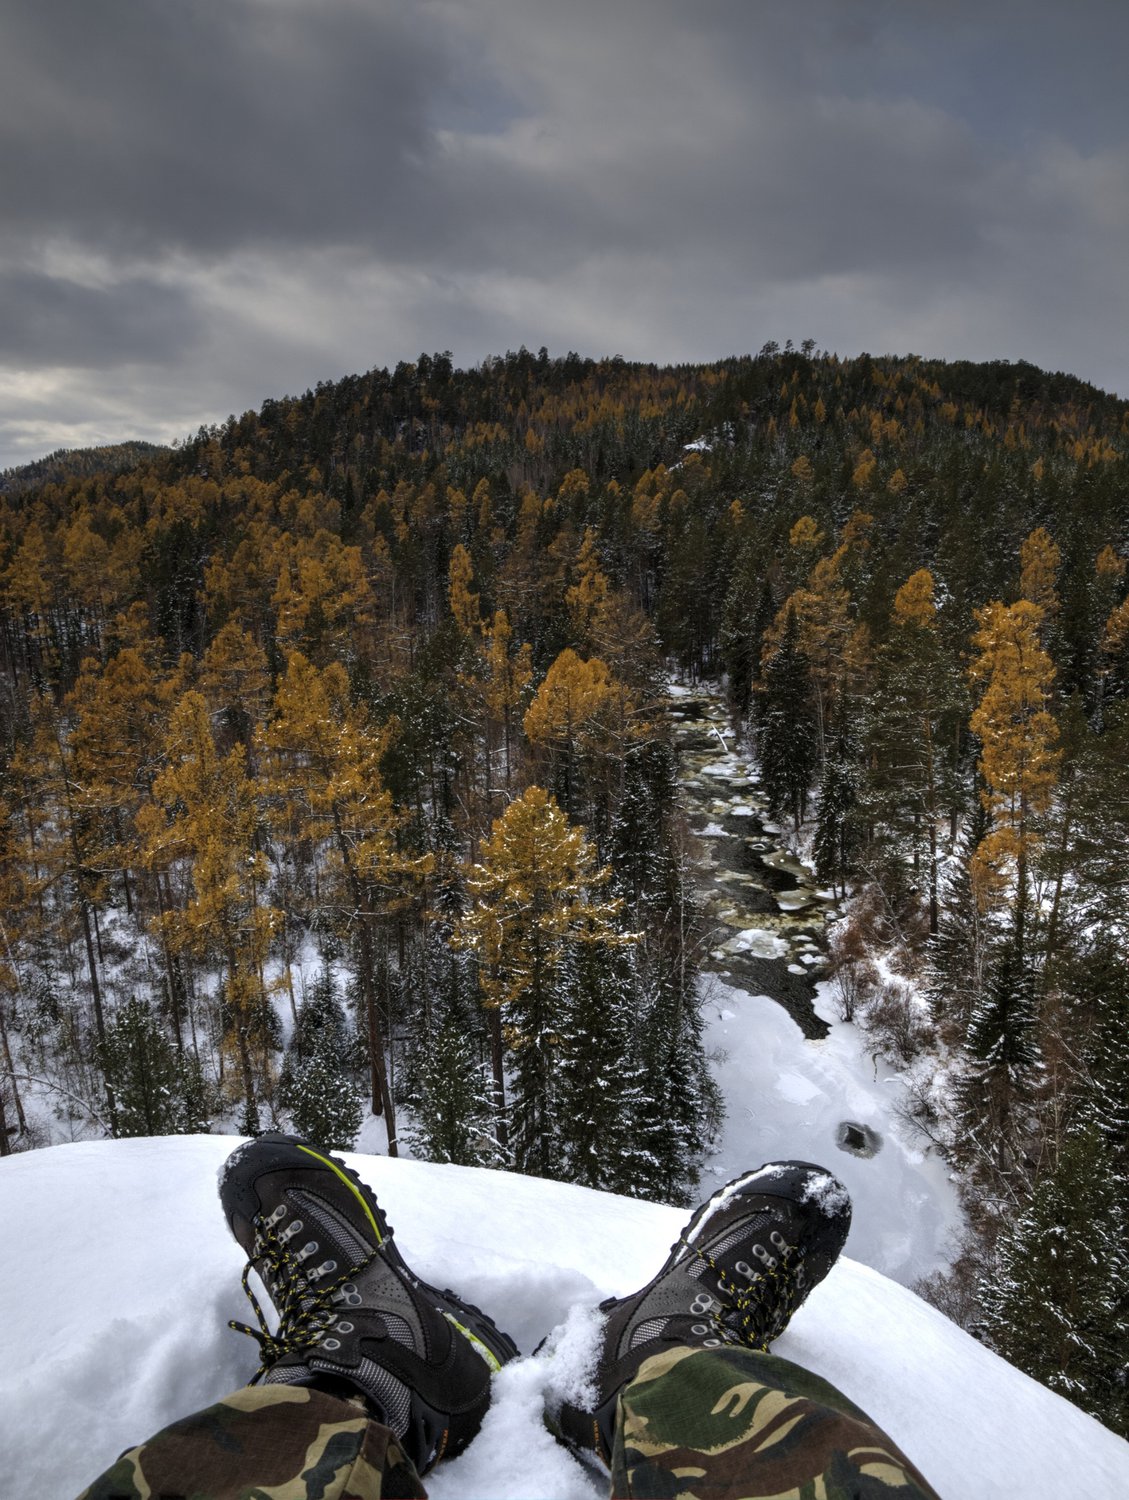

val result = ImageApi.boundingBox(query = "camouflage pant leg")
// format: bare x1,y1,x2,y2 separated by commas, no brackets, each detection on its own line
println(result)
612,1345,943,1500
76,1383,427,1500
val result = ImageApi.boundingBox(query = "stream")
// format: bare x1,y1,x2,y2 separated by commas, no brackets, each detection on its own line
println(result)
668,681,961,1285
669,688,837,1038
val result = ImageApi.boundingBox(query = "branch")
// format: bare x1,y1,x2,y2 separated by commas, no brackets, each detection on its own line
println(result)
0,1070,111,1134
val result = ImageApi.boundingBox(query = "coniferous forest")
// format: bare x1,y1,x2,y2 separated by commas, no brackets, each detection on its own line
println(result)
0,345,1126,1433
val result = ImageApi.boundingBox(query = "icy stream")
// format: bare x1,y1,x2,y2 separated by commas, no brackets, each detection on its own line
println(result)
669,687,837,1038
669,683,961,1285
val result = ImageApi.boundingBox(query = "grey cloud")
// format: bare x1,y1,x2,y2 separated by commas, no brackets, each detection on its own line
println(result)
0,0,450,257
0,270,199,365
0,0,1126,467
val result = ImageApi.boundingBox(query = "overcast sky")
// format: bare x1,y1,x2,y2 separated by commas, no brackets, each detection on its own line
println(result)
2,0,1127,468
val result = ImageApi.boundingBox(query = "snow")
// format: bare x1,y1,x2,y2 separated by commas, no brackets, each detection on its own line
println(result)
719,928,792,960
701,977,961,1283
2,1136,1126,1500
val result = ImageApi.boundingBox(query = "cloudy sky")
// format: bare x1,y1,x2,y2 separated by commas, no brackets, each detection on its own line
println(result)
2,0,1127,468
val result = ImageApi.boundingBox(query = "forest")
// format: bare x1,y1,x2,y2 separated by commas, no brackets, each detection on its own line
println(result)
0,343,1125,1434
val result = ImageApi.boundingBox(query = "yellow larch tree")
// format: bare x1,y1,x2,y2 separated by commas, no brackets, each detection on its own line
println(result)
261,651,432,1151
968,600,1061,928
455,784,622,1170
523,648,639,820
481,609,533,788
448,542,482,636
140,690,278,1127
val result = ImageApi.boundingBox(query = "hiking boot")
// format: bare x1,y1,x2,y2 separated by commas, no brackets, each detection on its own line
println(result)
219,1133,518,1474
554,1160,851,1465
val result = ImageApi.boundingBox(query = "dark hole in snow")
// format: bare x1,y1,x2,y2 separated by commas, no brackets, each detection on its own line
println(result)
837,1121,882,1158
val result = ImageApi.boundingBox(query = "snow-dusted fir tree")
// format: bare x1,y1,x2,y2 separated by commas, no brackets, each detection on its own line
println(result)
812,734,859,899
407,1012,505,1169
756,605,817,831
556,936,652,1196
926,800,990,1041
286,1034,362,1152
959,898,1042,1170
280,971,361,1151
99,996,211,1137
280,969,350,1084
979,1118,1128,1436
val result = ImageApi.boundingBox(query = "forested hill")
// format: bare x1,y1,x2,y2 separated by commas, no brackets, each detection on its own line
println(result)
1,346,1127,1434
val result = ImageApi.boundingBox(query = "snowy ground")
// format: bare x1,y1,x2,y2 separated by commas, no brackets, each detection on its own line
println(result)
668,682,962,1286
700,976,962,1284
2,1136,1125,1500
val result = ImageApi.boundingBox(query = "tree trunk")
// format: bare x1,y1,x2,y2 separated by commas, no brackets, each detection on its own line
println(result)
79,892,118,1134
0,995,27,1133
487,1004,508,1152
331,808,398,1153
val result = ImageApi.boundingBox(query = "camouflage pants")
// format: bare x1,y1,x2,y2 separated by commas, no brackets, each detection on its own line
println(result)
612,1345,942,1499
78,1346,940,1500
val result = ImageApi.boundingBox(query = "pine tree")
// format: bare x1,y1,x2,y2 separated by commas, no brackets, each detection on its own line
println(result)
556,935,651,1195
407,1014,504,1169
979,1121,1128,1436
756,606,817,831
456,785,625,1177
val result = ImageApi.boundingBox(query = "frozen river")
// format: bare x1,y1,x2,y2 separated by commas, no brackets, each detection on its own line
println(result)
669,683,962,1286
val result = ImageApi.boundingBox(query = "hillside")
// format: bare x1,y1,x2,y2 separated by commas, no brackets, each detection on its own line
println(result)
0,1136,1125,1499
1,347,1127,1433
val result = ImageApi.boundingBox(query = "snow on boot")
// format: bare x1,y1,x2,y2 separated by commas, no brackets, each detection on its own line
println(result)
552,1160,852,1465
219,1132,518,1474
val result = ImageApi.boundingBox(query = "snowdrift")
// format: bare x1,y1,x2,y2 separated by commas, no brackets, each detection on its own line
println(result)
1,1136,1125,1499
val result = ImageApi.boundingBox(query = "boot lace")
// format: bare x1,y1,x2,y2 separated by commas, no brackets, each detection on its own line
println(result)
681,1227,807,1352
228,1203,376,1380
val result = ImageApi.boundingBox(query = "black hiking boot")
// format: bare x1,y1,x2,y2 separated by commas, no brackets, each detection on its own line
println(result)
553,1160,852,1466
219,1133,518,1474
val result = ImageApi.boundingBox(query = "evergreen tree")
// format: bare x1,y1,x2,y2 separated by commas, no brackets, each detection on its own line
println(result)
556,936,652,1195
407,1013,504,1169
279,970,350,1099
812,743,858,898
609,738,678,914
756,606,817,831
286,1029,363,1152
960,900,1042,1169
979,1121,1128,1436
100,997,212,1137
926,800,990,1039
636,959,719,1207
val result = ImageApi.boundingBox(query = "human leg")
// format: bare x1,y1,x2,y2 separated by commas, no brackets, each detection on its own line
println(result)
77,1383,426,1500
554,1160,942,1500
612,1344,940,1498
76,1134,518,1498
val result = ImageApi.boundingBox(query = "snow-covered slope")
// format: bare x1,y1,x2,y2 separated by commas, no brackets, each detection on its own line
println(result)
2,1137,1125,1500
701,977,960,1283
